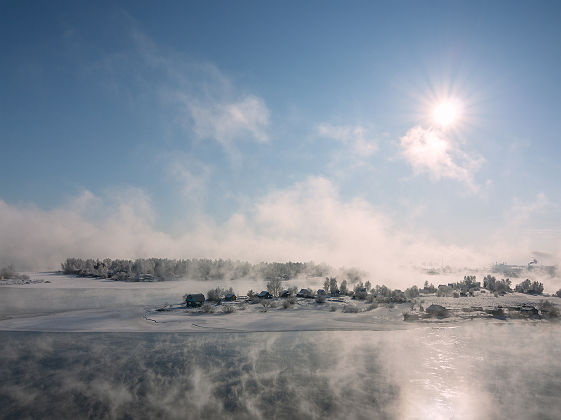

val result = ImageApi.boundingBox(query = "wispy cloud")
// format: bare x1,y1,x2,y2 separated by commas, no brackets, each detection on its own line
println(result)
96,22,270,157
187,94,270,147
399,126,483,191
165,154,212,205
504,192,550,226
317,123,378,158
489,193,561,263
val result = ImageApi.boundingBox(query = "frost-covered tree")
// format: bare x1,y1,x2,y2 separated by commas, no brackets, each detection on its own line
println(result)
206,287,234,302
266,278,282,297
0,265,29,280
405,285,419,299
515,279,543,295
340,280,348,295
375,284,391,297
483,275,496,291
329,277,338,294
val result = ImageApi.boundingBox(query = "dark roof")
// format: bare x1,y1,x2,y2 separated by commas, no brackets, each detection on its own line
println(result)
258,291,272,297
297,288,313,297
185,293,205,302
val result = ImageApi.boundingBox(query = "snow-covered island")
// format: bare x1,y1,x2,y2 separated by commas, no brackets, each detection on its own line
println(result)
147,286,561,333
1,258,560,334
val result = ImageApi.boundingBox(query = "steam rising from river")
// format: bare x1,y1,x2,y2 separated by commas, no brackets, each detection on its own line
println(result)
1,326,560,419
1,178,558,290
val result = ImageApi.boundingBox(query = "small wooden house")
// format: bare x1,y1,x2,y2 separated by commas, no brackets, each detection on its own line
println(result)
297,288,313,298
185,293,205,307
224,293,237,302
257,291,273,299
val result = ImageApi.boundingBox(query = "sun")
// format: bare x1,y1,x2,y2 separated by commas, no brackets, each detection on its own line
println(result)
433,101,459,127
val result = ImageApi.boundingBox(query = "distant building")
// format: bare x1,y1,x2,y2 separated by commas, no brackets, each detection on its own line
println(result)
493,263,524,277
135,274,156,282
257,291,273,299
297,288,314,298
224,293,237,302
185,293,205,307
494,261,557,278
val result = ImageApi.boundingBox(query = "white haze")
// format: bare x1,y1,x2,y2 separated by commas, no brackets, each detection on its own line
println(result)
1,177,559,290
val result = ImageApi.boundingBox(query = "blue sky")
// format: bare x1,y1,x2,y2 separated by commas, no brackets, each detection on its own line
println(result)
1,1,561,270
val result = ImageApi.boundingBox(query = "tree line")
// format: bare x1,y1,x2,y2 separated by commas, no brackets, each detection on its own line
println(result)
61,257,332,282
59,258,560,298
0,265,30,281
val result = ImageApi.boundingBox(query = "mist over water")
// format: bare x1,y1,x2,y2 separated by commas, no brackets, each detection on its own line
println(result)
1,325,560,420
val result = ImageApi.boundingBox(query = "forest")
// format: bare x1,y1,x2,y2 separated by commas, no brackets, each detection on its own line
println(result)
60,257,335,282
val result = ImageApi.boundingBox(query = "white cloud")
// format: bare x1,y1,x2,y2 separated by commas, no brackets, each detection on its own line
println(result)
317,123,378,157
399,126,482,191
98,24,270,154
187,95,270,147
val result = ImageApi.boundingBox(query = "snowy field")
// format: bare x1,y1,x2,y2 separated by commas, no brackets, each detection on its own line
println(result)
0,272,408,332
1,272,560,333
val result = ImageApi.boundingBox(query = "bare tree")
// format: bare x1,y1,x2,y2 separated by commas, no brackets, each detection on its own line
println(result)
266,278,282,297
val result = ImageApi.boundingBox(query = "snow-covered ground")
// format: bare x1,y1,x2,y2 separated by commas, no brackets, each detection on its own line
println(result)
1,272,559,333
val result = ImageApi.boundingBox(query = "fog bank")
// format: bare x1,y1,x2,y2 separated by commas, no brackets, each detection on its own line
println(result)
1,178,558,288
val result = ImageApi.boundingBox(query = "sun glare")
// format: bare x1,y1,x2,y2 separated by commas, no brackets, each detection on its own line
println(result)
433,101,459,127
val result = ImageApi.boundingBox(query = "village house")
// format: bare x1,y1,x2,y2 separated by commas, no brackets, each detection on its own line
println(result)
224,293,237,302
297,288,314,298
185,293,205,307
257,291,273,299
